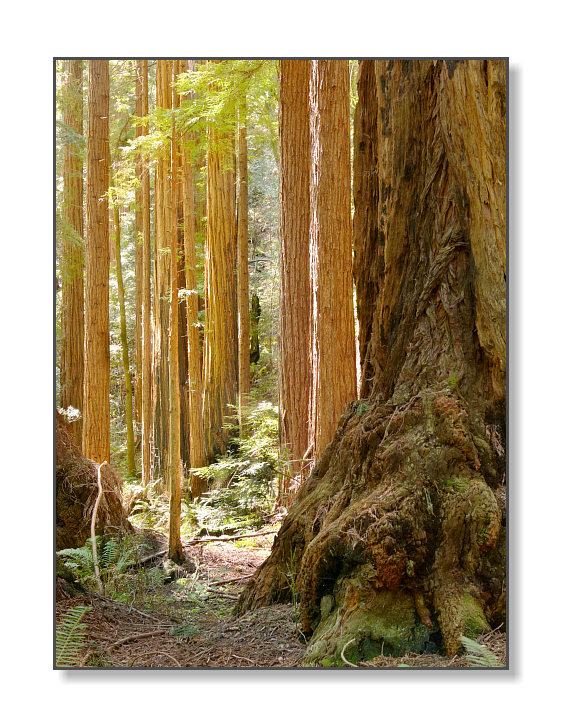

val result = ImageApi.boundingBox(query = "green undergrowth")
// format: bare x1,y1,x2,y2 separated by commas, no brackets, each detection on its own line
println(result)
188,400,279,536
125,399,281,539
58,535,167,606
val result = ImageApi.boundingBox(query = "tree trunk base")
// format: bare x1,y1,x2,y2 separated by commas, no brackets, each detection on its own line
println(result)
237,388,505,659
56,412,133,550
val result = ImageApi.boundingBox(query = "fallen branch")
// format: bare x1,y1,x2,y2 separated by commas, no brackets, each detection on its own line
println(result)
136,548,168,566
129,651,181,667
184,529,277,546
89,593,163,623
208,574,253,587
341,639,358,668
91,461,108,593
107,629,169,655
206,587,240,600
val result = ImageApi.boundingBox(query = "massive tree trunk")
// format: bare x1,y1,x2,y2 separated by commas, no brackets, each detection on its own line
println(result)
237,60,506,663
60,60,84,447
278,59,312,502
83,60,111,464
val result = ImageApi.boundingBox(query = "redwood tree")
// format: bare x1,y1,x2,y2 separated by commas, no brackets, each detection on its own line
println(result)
168,60,183,562
237,96,250,431
60,60,84,447
111,190,135,477
182,61,207,499
203,71,238,460
139,59,153,487
83,59,111,464
278,59,312,501
308,59,357,461
153,59,172,481
238,60,506,663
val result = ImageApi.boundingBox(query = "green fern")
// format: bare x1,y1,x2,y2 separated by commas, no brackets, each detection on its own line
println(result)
101,538,119,569
460,635,504,667
57,539,98,583
58,537,139,590
56,605,92,667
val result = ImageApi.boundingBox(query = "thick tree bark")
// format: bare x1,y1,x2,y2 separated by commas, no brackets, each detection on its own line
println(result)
83,60,111,464
238,60,506,663
203,80,238,460
278,60,312,502
139,59,153,488
237,96,250,432
309,60,357,461
60,60,84,447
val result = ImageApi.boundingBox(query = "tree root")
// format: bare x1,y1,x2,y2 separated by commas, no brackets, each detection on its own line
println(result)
238,391,505,659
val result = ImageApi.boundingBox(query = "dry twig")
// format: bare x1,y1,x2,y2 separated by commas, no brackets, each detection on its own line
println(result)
107,629,169,656
91,461,108,592
129,651,182,667
341,639,359,668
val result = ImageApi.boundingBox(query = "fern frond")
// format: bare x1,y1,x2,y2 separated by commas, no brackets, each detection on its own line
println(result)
56,606,92,667
101,538,119,569
460,635,503,667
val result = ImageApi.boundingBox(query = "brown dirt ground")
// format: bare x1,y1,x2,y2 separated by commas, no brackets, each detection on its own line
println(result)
56,531,505,669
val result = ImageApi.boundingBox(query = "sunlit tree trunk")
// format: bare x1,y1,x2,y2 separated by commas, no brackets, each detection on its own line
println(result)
182,60,207,499
278,59,312,502
153,59,172,483
139,59,153,487
173,62,191,471
239,60,506,663
237,96,250,432
60,60,84,447
134,62,144,429
83,59,110,464
168,60,184,562
203,67,238,460
309,59,357,460
111,190,135,477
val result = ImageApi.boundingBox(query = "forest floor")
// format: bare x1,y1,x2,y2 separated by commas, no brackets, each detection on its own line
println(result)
56,526,506,669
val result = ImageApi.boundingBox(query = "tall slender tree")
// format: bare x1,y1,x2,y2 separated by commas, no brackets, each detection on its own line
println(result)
134,62,144,427
237,96,250,432
83,59,111,464
308,59,357,460
278,59,312,501
168,60,184,562
153,59,172,482
203,64,238,460
60,60,84,447
138,59,153,488
182,61,207,499
111,185,135,477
